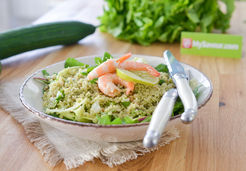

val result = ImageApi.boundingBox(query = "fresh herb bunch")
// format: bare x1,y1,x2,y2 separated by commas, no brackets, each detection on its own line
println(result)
98,0,235,45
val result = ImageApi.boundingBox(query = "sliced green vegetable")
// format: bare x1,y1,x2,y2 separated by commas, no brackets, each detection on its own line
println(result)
77,117,93,123
111,118,123,124
190,78,203,99
155,64,168,73
62,112,75,120
193,85,202,99
123,116,137,124
49,113,59,118
56,90,65,102
97,114,112,125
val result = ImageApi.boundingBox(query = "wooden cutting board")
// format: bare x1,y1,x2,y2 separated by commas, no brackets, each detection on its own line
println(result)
0,0,246,170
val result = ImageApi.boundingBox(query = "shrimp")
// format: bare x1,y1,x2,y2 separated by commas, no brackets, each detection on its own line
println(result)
87,59,117,80
87,53,132,80
98,73,134,97
87,53,160,80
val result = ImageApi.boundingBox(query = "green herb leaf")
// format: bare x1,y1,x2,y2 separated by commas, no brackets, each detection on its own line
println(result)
159,79,165,85
81,72,88,76
64,58,87,68
94,57,103,65
90,78,98,84
87,66,96,73
121,101,131,108
81,66,97,76
99,0,234,45
102,52,113,62
172,98,184,116
155,64,168,73
42,70,49,77
172,83,202,116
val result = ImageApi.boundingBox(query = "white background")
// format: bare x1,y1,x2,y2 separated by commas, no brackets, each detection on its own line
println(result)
0,0,66,32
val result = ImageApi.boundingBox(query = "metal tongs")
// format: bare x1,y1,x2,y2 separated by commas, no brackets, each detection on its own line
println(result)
143,50,198,148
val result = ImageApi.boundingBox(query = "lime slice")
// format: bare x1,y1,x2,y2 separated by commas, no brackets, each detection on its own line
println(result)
116,69,159,86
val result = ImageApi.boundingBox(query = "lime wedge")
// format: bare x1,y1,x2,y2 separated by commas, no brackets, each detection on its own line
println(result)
116,69,159,86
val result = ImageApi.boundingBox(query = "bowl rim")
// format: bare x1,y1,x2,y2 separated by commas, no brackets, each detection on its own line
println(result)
19,54,213,128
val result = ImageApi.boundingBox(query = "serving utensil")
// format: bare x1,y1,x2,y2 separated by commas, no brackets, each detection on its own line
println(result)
143,50,198,148
143,89,178,148
164,50,198,123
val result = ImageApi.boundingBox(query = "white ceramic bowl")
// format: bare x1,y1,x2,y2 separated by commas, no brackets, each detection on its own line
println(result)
19,54,213,142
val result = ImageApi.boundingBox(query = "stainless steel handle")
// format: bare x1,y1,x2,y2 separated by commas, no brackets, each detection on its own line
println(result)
173,74,198,123
143,89,178,148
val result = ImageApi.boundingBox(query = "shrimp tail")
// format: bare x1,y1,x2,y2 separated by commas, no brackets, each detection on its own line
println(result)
116,53,132,64
146,65,160,77
125,82,134,95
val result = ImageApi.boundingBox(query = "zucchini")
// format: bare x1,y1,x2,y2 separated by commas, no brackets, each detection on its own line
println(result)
0,21,96,59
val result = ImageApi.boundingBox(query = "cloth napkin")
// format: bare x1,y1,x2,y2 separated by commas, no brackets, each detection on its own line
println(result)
0,79,179,169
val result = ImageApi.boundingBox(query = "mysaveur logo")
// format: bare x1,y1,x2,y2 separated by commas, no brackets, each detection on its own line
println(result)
183,39,239,50
181,32,242,58
182,38,192,48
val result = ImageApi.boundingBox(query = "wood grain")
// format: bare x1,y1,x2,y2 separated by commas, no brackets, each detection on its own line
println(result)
1,1,246,171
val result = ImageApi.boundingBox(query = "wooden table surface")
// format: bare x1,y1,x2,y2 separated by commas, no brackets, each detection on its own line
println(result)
1,1,246,171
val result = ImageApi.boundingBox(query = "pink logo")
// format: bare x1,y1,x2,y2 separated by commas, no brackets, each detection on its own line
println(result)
182,38,192,48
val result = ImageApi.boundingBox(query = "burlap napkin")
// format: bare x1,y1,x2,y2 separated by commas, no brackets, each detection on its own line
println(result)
0,79,179,169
